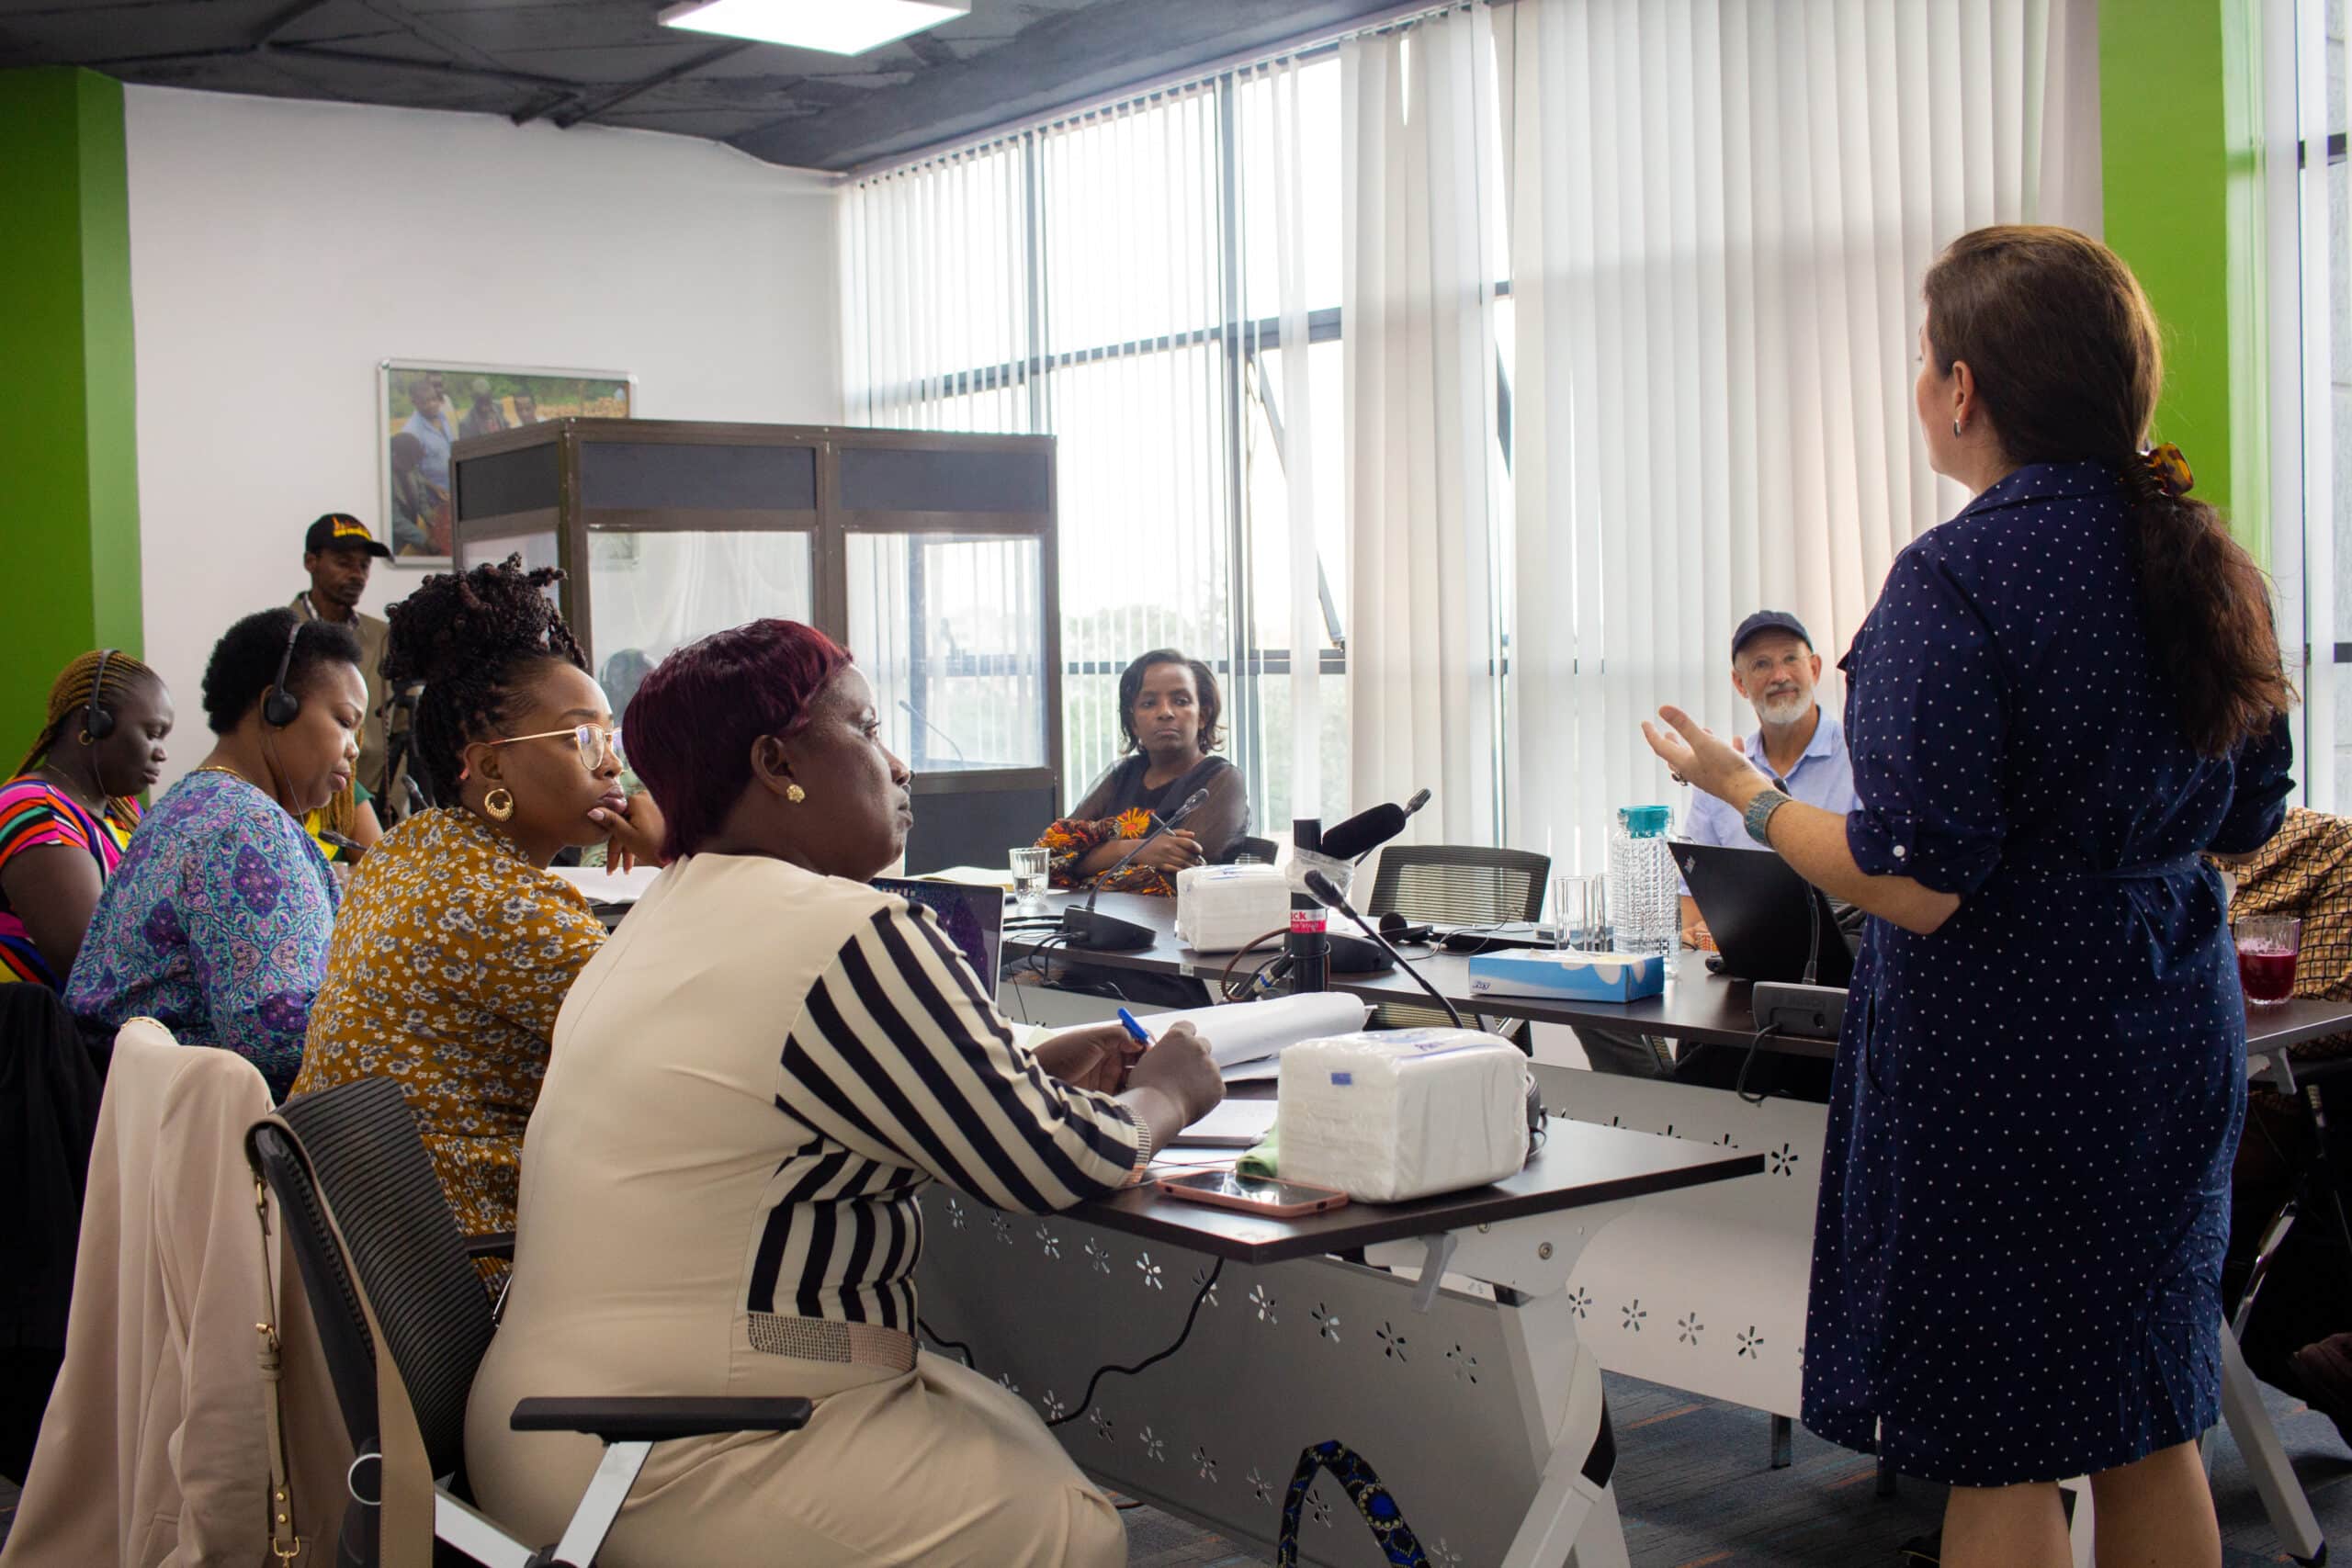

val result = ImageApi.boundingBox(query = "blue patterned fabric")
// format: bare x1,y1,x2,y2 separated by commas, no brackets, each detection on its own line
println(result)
1801,461,2294,1484
1274,1439,1429,1567
65,770,339,1098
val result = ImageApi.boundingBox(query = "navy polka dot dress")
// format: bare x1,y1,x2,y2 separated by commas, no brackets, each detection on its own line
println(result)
1799,460,2295,1485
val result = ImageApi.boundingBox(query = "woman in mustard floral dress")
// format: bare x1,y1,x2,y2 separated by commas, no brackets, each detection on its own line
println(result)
292,557,662,1247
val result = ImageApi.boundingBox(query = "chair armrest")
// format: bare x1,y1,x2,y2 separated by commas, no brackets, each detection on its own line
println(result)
510,1396,814,1443
463,1231,515,1260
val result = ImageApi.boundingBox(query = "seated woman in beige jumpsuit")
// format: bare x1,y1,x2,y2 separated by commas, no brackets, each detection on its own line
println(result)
464,618,1226,1567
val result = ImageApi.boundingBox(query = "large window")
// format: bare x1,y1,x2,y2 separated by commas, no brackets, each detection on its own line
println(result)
843,59,1351,830
2276,0,2351,805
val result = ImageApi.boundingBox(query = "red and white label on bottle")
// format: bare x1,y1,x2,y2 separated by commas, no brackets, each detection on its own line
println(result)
1289,909,1328,934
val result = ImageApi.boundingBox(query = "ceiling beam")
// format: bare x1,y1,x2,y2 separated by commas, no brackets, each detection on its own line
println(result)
728,0,1401,170
551,40,752,130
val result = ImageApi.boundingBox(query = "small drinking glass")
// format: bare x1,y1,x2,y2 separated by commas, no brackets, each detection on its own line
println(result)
1554,873,1609,952
1010,846,1052,916
2235,914,2303,1008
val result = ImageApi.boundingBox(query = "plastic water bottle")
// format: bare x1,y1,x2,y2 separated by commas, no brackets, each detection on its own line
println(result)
1608,806,1679,967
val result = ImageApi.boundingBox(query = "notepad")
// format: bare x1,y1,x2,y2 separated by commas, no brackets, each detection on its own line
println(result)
1170,1098,1280,1148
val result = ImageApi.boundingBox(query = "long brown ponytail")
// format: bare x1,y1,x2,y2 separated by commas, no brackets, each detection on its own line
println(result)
1923,225,2291,758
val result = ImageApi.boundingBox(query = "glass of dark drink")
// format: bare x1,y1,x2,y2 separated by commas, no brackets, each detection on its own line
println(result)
2234,915,2302,1008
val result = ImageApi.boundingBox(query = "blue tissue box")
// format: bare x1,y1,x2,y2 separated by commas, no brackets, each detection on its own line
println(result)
1464,948,1665,1003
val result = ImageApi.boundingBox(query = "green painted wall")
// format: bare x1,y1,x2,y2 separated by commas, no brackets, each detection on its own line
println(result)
2099,0,2272,563
0,67,141,760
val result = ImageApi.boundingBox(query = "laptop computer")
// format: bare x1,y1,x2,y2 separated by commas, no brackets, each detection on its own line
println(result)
874,876,1007,986
1674,840,1854,988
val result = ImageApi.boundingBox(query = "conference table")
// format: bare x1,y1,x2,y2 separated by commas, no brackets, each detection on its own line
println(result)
989,890,2352,1565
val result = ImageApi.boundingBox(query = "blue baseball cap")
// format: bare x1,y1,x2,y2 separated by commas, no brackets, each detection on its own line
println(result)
1731,610,1812,660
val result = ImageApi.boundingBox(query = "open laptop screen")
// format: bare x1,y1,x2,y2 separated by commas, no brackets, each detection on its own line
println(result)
873,876,1006,986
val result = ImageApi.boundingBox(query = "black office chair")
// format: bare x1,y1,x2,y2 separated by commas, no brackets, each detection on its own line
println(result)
1363,844,1551,1032
1364,844,1551,928
1228,834,1280,865
251,1077,810,1567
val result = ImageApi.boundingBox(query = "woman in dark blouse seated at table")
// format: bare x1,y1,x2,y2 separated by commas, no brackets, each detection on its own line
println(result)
1041,648,1249,895
466,619,1224,1566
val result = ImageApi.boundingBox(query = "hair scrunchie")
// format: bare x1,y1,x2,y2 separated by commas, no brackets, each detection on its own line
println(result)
2126,442,2195,503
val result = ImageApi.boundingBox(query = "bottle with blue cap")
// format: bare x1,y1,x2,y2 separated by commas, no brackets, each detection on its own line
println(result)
1607,805,1679,967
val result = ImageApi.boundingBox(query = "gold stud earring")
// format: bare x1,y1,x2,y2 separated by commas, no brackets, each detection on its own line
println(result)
786,782,808,804
484,787,515,821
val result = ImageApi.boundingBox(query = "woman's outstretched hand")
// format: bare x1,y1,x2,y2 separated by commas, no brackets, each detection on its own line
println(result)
1640,705,1771,808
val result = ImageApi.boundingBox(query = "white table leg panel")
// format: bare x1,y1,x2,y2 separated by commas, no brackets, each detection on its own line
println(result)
916,1192,1636,1568
1537,1065,1826,1415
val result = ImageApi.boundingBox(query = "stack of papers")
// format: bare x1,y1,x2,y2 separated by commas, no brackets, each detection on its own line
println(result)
920,865,1019,892
549,863,662,905
1132,992,1369,1082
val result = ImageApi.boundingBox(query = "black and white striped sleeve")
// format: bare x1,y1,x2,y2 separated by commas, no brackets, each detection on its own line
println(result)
777,902,1145,1213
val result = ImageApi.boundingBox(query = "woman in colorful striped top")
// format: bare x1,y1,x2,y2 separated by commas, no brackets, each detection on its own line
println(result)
0,650,175,988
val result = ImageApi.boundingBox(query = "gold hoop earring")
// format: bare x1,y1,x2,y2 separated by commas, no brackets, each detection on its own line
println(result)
484,787,515,821
786,782,808,805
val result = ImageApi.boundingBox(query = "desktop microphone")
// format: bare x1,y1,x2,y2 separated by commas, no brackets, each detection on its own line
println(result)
897,700,967,764
1058,787,1211,952
1320,803,1408,863
1302,869,1464,1028
1402,787,1431,820
1287,818,1329,992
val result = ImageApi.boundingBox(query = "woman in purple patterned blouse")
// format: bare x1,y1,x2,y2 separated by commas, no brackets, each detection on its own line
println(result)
67,609,367,1095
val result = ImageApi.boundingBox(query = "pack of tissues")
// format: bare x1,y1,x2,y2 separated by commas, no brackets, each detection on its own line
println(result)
1277,1029,1532,1202
1465,947,1665,1003
1173,863,1291,953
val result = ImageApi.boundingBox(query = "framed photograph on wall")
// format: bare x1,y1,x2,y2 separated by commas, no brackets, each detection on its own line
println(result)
378,360,635,565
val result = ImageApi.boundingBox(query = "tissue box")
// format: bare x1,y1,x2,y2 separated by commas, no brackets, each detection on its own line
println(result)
1465,948,1665,1003
1277,1029,1531,1202
1174,863,1291,953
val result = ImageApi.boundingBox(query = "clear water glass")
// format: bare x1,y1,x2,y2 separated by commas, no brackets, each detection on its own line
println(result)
1010,846,1051,915
1553,873,1609,952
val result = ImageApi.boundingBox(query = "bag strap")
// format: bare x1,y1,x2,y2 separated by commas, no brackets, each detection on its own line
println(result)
245,1112,436,1568
1274,1438,1430,1568
248,1169,304,1563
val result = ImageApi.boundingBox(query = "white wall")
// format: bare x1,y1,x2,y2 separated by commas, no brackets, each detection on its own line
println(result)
123,85,841,783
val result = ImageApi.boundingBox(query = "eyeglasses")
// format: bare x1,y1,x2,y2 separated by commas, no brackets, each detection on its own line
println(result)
490,724,623,771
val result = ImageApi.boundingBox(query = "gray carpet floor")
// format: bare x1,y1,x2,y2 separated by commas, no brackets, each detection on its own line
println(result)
6,1371,2348,1565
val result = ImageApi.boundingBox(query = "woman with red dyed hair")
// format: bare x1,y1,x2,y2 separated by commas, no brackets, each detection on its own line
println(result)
467,618,1224,1566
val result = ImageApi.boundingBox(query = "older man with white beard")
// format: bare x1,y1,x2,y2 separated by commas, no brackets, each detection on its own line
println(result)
1676,610,1859,918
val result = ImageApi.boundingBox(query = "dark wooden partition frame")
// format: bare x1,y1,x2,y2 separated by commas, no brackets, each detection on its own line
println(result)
451,418,1064,872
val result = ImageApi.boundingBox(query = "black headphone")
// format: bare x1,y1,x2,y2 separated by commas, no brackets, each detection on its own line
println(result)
263,620,303,728
82,649,119,742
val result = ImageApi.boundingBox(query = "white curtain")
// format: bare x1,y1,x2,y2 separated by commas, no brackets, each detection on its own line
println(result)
1499,0,2103,869
1342,6,1510,847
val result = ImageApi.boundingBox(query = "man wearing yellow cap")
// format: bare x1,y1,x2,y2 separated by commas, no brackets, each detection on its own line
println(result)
291,513,394,801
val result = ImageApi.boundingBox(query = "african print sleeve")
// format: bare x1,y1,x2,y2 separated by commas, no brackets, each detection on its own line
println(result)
187,807,339,1093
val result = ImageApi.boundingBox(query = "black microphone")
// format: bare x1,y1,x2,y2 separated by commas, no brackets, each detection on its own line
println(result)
1288,818,1329,992
1058,787,1211,952
1320,803,1408,863
897,699,967,764
1302,869,1464,1028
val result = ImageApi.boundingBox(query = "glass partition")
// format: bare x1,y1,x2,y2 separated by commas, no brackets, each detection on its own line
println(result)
587,529,814,682
847,532,1048,772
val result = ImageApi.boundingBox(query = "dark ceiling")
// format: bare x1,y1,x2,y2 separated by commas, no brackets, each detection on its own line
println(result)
0,0,1400,172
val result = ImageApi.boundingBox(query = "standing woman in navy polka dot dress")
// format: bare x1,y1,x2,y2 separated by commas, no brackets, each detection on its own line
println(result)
1647,225,2295,1568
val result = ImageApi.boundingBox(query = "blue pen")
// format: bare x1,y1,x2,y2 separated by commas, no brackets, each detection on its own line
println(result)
1115,1008,1155,1047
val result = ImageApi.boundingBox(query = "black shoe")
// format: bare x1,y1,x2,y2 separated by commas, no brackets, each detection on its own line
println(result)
1896,1529,1939,1564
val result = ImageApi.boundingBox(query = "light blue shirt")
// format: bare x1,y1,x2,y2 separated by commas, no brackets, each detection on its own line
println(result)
1682,706,1860,856
402,407,457,491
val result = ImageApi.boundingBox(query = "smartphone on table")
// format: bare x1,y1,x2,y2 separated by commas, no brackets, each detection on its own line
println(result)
1157,1169,1349,1218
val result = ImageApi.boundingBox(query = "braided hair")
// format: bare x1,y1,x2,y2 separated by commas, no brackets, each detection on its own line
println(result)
14,649,161,816
383,555,588,806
